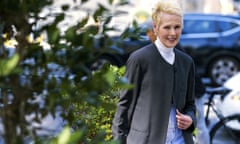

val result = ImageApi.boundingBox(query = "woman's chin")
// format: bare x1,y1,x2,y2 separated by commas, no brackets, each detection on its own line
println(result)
166,44,177,48
169,40,179,47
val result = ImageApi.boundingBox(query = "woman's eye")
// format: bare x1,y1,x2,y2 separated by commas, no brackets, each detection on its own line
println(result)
164,26,171,29
175,26,181,29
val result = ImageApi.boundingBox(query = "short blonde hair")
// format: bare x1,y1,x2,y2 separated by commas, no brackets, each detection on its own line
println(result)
152,1,183,25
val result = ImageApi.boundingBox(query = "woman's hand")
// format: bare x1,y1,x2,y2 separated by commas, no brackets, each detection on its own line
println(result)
176,109,193,130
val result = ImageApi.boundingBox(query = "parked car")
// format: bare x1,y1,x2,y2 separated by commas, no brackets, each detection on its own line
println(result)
95,13,240,86
180,13,240,86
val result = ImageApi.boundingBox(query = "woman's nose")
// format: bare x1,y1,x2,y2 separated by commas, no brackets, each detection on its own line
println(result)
169,28,177,35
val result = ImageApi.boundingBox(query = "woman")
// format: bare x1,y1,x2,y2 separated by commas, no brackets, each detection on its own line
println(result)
112,1,196,144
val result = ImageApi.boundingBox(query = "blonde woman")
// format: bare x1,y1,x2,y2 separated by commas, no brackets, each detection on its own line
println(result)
112,1,196,144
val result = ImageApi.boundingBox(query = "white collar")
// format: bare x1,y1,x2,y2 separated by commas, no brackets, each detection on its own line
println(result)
154,37,175,65
154,37,174,54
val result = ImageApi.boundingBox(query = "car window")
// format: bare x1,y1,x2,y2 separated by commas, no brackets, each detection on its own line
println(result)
183,20,217,34
217,21,239,31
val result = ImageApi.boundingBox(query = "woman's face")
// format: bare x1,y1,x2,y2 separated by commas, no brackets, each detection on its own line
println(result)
154,13,182,48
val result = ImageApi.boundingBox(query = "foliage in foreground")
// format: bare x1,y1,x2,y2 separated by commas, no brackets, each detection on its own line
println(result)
0,0,132,143
72,65,130,142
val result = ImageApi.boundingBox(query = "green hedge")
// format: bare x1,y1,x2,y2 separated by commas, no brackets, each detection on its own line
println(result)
72,65,131,143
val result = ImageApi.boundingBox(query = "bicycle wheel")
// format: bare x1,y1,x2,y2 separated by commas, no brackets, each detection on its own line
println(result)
210,114,240,144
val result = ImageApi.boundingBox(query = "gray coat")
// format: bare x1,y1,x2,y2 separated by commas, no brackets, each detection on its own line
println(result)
112,43,196,144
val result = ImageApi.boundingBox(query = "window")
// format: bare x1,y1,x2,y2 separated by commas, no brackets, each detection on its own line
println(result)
218,21,239,32
183,20,217,34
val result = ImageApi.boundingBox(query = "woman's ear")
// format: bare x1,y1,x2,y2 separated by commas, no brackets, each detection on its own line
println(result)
153,23,157,35
147,28,156,42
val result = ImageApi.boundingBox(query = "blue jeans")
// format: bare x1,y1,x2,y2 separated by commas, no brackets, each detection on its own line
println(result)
166,107,185,144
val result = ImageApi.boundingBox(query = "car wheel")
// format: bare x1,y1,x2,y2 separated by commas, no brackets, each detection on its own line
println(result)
208,57,240,86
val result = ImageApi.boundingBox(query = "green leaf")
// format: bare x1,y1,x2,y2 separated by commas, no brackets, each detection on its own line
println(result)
81,0,88,3
61,4,69,11
0,54,19,76
108,0,113,5
55,126,84,144
57,127,69,144
55,13,65,24
47,25,60,43
104,69,115,86
93,4,109,22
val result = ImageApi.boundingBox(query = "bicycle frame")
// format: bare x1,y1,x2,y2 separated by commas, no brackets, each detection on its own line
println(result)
204,86,240,144
204,87,229,126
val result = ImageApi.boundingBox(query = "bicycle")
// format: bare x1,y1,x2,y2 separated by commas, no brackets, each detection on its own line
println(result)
204,86,240,144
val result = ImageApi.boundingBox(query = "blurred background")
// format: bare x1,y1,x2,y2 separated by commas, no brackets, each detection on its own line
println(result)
48,0,240,38
77,0,240,29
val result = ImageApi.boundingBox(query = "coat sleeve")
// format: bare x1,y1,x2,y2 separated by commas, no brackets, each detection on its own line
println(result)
184,61,197,132
112,54,143,144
